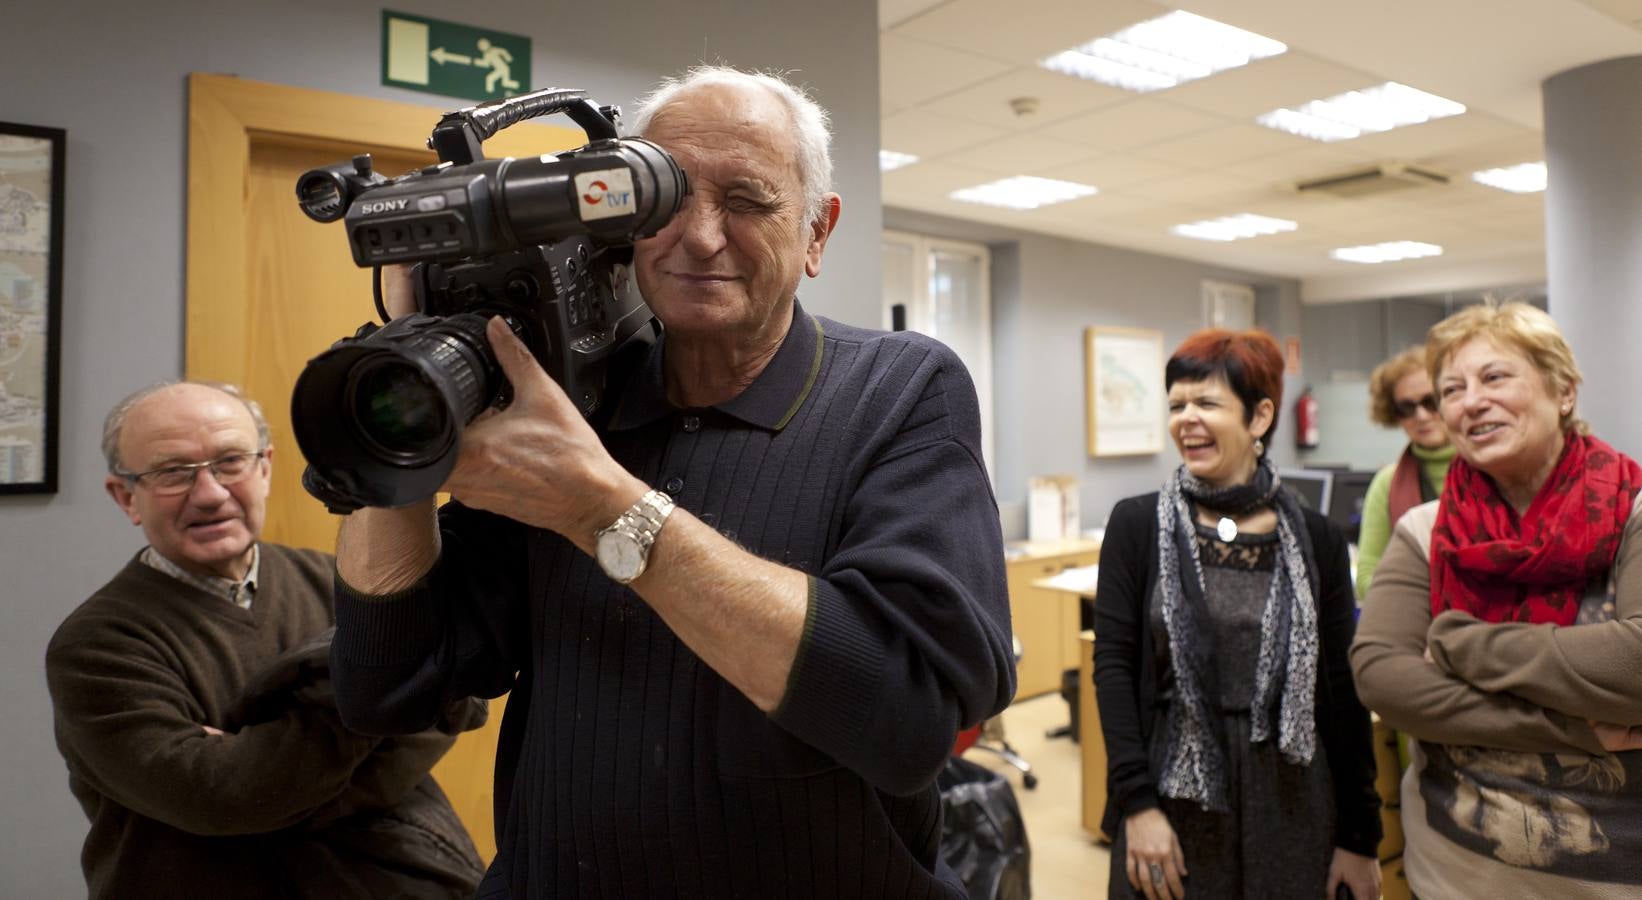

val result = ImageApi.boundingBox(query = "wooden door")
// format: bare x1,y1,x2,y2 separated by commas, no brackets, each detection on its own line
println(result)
186,73,582,861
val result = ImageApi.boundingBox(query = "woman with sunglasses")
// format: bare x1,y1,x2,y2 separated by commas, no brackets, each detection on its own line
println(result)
1355,347,1456,599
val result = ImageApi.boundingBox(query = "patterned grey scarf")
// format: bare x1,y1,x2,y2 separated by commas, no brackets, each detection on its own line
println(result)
1155,456,1320,812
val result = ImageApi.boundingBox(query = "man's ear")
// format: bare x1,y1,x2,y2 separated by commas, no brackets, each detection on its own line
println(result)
106,475,141,526
804,193,843,279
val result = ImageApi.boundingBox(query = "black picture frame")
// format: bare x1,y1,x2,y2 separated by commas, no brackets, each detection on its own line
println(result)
0,121,65,494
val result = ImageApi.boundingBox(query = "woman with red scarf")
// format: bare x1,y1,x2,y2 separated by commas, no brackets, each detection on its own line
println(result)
1352,301,1642,897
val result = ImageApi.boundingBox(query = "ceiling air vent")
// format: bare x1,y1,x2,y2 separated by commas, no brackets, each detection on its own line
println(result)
1291,161,1449,198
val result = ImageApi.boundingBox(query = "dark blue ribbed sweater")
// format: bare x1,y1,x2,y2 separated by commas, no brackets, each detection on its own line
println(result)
333,303,1015,899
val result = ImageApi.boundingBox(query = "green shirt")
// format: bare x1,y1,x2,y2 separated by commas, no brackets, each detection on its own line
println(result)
1355,442,1457,599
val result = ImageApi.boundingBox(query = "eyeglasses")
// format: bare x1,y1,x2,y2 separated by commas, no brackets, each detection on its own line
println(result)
116,450,267,495
1394,394,1439,420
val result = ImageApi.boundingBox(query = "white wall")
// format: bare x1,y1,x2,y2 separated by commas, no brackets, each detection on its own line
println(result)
0,1,879,893
884,208,1305,538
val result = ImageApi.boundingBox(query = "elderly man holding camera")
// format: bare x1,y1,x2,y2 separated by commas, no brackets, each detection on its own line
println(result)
331,66,1014,898
45,381,483,899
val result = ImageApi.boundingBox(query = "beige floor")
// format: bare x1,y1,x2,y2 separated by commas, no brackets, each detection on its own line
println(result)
963,693,1113,899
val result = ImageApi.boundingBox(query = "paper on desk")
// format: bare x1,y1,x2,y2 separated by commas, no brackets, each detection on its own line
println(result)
1039,564,1099,595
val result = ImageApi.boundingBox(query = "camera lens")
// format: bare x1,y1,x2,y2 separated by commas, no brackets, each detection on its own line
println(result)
292,312,500,508
347,360,450,458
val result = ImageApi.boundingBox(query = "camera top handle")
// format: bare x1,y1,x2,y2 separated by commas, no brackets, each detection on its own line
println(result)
429,88,619,166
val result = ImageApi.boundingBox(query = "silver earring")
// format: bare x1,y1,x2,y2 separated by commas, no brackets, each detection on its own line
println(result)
1253,438,1265,456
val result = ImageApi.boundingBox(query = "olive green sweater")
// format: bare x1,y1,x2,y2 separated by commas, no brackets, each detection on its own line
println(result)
46,544,477,899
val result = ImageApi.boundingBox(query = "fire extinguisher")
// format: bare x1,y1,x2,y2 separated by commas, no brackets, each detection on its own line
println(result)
1295,386,1320,449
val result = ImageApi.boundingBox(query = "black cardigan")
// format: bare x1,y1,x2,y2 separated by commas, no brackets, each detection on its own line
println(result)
1092,492,1382,857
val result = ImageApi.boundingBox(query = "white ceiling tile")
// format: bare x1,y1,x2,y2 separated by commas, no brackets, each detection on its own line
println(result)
1218,145,1379,184
1030,192,1169,226
1162,51,1381,119
1338,113,1538,161
882,159,1011,200
1144,123,1318,168
875,0,1642,284
1038,153,1194,189
1087,200,1237,231
1575,0,1642,27
1110,170,1271,205
920,68,1133,131
891,0,1169,66
880,33,1014,112
880,109,1011,158
881,0,954,29
1421,133,1547,177
1040,99,1229,151
936,134,1103,175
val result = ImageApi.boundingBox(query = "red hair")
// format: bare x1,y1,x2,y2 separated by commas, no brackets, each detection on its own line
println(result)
1166,329,1286,435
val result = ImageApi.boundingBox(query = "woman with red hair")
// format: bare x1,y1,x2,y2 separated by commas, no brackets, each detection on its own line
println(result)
1095,329,1382,899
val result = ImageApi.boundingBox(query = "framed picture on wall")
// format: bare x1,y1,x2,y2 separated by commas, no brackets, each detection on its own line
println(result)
1085,326,1164,457
0,121,65,494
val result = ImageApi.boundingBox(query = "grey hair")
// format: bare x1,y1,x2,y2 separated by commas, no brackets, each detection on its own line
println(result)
628,65,834,226
103,380,271,474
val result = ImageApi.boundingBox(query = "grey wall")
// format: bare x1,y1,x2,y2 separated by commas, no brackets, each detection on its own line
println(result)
1,1,879,893
1298,298,1448,469
884,209,1304,539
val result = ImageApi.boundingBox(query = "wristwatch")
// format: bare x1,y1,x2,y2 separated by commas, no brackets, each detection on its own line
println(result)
594,489,675,584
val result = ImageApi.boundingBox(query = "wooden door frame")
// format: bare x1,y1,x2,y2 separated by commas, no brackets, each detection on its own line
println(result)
185,72,578,382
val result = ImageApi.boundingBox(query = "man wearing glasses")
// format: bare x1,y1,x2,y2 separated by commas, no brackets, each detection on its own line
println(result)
44,381,484,899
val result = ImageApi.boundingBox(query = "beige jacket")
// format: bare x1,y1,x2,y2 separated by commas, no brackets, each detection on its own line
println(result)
1351,496,1642,897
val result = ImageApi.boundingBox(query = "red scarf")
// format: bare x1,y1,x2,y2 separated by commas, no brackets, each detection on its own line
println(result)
1431,432,1641,625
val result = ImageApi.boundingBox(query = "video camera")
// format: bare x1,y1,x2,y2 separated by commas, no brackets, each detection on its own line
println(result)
289,88,689,512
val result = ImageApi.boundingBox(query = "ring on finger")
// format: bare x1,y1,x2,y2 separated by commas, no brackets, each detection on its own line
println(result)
1148,861,1163,884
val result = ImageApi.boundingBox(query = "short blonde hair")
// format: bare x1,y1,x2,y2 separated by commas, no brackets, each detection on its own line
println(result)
1425,301,1583,433
1367,346,1429,428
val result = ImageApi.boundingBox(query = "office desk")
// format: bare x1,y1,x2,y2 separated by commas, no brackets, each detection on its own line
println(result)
1004,538,1100,699
1078,629,1108,840
1021,560,1110,840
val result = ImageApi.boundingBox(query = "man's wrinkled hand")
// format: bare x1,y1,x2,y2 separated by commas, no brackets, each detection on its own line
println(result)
441,317,645,547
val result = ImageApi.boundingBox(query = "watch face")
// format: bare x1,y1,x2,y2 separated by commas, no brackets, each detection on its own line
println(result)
597,531,642,581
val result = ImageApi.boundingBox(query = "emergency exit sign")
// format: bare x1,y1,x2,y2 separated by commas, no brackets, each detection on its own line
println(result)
381,10,532,103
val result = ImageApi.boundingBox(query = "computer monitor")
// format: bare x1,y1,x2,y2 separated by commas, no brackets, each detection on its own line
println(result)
1328,469,1378,543
1277,468,1334,516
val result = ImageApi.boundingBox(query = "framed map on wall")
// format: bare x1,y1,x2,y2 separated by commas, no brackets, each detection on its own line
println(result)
1085,327,1164,457
0,121,65,494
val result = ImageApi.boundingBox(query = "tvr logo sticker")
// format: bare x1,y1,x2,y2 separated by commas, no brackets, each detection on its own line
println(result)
575,170,636,222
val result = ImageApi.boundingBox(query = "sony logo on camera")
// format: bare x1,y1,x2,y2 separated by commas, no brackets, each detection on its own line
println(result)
359,198,412,215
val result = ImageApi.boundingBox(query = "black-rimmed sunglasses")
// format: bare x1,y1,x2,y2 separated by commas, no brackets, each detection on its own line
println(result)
1394,394,1438,419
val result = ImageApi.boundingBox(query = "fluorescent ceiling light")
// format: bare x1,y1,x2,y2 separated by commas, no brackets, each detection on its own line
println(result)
1472,161,1547,193
949,176,1098,210
880,150,919,172
1256,82,1466,142
1330,241,1443,264
1171,213,1298,242
1040,10,1285,94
